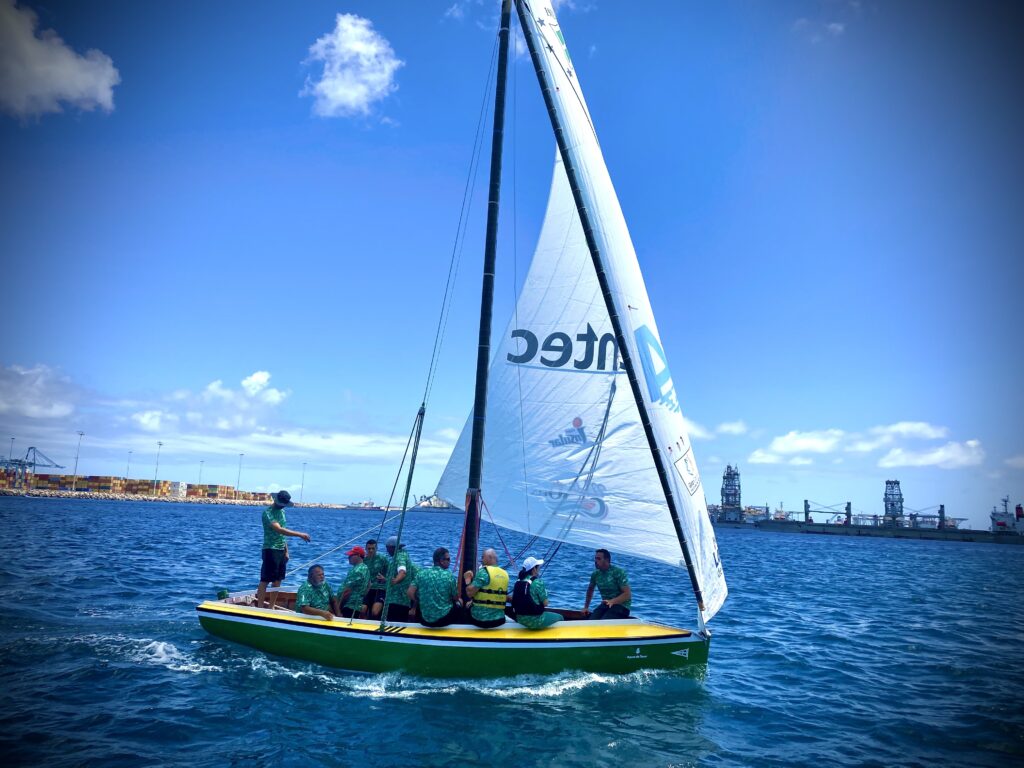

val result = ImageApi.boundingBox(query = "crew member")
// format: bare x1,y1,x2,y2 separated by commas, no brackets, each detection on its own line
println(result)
407,547,461,628
337,545,370,618
582,548,631,620
513,557,562,630
256,490,310,610
464,547,508,628
294,564,333,621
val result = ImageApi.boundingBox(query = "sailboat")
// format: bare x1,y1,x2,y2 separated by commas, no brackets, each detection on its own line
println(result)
197,0,727,678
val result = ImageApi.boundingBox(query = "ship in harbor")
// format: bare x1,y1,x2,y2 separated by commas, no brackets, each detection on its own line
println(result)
707,464,769,529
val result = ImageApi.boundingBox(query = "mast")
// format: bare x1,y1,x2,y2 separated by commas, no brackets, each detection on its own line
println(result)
514,0,706,610
460,0,513,589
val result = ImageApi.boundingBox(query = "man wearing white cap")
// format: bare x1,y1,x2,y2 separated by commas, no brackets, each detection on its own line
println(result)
512,557,562,630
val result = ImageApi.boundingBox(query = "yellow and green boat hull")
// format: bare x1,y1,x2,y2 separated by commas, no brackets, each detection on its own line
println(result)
196,601,709,677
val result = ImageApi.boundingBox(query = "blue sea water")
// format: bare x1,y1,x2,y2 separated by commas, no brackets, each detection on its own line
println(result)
0,497,1021,767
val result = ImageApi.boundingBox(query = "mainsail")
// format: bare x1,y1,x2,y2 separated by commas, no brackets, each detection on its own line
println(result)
438,0,727,622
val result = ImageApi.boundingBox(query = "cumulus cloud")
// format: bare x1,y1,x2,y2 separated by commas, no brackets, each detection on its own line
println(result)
301,13,403,118
878,440,985,470
716,420,748,436
0,0,120,118
683,417,713,441
131,410,177,433
848,422,949,452
0,364,75,418
769,429,845,455
748,448,782,465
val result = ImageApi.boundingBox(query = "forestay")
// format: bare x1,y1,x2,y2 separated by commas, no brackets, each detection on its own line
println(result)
437,0,727,622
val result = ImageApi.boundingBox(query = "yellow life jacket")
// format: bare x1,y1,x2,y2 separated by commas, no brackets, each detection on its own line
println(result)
473,565,509,610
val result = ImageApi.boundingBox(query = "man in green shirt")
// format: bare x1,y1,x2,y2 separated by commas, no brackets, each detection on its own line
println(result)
294,565,334,621
256,490,311,610
407,547,461,627
383,535,412,622
337,546,371,618
464,547,508,628
583,548,632,620
362,538,389,619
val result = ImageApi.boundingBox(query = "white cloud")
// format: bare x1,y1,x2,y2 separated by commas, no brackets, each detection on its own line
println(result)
878,440,985,470
683,417,713,441
0,0,120,118
1004,455,1024,469
301,14,403,118
435,427,460,442
827,22,845,36
241,371,270,396
769,429,845,455
748,449,782,464
848,422,950,452
131,410,177,433
444,4,465,20
0,364,75,418
716,420,748,436
789,457,813,466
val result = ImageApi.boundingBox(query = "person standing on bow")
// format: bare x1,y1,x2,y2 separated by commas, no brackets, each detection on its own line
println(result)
582,548,632,620
513,557,562,630
407,547,461,628
294,564,333,621
362,538,389,619
256,490,311,610
463,547,509,628
383,535,412,622
337,546,371,618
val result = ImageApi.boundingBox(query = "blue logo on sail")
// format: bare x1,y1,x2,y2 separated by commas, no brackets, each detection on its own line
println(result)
635,325,680,412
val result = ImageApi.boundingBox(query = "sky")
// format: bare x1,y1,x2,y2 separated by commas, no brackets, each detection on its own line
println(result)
0,0,1021,527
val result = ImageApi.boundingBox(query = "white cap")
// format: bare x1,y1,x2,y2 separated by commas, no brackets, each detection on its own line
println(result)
522,556,544,572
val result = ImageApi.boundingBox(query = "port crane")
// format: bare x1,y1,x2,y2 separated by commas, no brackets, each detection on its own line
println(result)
0,447,65,490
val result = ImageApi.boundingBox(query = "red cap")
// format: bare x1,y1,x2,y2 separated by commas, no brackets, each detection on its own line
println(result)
346,546,366,558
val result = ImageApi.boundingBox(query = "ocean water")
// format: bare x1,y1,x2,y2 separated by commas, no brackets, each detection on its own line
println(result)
0,497,1021,767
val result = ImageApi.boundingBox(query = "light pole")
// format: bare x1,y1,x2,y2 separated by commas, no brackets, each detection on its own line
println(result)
237,453,244,489
198,460,204,485
71,431,85,491
300,462,307,504
125,450,132,480
153,441,163,495
8,437,13,461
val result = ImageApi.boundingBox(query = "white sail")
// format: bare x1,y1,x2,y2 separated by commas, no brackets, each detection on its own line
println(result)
437,0,727,623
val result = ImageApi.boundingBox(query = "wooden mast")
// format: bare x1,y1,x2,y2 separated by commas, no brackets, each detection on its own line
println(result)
459,0,513,590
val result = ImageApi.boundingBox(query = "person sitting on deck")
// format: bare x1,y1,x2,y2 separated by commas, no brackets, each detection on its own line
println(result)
337,546,371,618
294,565,333,621
463,547,508,628
407,547,462,628
383,535,413,622
256,490,311,610
513,557,562,630
582,548,632,620
362,538,388,619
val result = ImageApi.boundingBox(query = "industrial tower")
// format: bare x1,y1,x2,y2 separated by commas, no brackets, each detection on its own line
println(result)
883,479,904,526
720,465,742,522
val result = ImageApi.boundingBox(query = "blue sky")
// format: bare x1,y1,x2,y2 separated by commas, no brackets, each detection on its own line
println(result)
0,0,1020,526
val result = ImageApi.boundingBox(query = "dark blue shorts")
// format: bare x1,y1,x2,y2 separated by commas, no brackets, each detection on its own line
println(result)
260,548,287,583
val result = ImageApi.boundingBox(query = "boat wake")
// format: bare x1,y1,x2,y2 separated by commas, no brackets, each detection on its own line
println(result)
76,633,223,674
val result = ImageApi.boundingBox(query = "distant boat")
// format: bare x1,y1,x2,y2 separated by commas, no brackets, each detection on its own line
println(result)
198,0,726,676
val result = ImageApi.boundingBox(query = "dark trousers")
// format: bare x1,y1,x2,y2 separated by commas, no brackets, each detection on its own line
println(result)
386,604,410,622
589,603,630,620
419,606,462,628
467,613,505,628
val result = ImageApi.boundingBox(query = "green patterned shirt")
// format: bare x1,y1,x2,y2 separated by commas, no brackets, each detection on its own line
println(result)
516,578,551,629
295,580,333,613
413,566,457,623
364,552,388,592
261,506,286,550
340,562,370,610
469,567,508,622
589,565,631,609
384,549,412,607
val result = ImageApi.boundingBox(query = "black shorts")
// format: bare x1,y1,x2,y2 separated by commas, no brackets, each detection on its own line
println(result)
260,548,287,583
365,588,385,605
